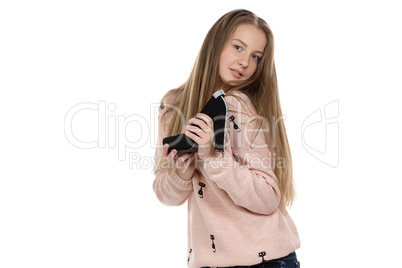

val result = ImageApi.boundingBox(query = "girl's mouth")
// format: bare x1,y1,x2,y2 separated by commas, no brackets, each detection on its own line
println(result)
230,68,243,78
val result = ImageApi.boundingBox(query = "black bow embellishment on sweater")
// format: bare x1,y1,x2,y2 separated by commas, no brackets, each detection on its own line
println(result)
210,235,216,253
198,182,206,198
228,115,241,132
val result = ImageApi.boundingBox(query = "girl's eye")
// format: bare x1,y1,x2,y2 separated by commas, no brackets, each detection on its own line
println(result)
252,55,260,61
234,45,242,51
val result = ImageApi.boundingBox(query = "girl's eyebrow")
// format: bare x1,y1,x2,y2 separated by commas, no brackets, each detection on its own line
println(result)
233,38,263,54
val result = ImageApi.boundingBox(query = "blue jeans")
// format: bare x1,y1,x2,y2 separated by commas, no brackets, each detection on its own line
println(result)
203,251,300,268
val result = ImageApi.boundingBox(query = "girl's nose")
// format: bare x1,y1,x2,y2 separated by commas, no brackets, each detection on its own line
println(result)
237,54,249,68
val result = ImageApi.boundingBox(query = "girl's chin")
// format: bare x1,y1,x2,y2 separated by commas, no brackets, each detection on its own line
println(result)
219,76,246,87
225,80,244,86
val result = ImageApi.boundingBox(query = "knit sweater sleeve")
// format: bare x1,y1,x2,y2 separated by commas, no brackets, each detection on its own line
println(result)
202,92,281,215
152,95,193,206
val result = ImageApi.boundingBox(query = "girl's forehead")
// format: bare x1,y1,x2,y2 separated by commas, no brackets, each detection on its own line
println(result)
229,24,266,53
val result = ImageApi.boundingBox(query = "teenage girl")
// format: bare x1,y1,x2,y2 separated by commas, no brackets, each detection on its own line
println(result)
153,9,300,268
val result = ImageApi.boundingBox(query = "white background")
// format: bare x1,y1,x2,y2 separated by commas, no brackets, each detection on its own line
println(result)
1,0,401,267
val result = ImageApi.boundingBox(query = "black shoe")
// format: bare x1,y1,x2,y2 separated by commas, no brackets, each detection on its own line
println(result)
163,89,228,153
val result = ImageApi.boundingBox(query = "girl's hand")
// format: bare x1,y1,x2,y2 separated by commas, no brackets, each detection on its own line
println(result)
184,113,220,161
163,144,196,181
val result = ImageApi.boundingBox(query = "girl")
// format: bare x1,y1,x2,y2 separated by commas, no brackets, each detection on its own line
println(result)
153,9,300,268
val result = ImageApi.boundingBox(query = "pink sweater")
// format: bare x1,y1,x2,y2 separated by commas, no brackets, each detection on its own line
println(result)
153,90,300,267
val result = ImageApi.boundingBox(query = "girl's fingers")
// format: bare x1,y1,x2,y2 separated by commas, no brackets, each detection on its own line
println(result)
185,123,211,139
195,113,213,129
184,125,208,135
184,129,201,144
184,124,213,144
178,152,193,162
166,148,180,168
188,118,209,132
177,154,196,170
166,149,195,169
162,143,169,156
167,149,178,163
185,153,196,163
186,115,214,140
183,113,213,146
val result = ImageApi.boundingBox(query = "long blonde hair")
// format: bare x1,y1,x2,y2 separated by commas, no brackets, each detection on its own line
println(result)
161,9,296,207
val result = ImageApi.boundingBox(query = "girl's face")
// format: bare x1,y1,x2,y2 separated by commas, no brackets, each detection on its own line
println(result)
219,24,267,86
